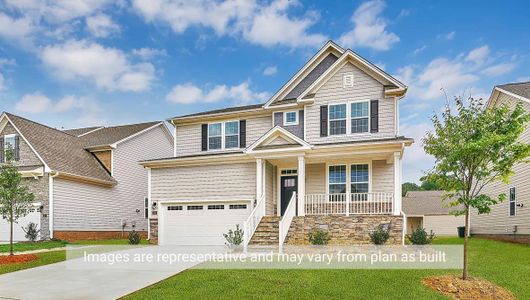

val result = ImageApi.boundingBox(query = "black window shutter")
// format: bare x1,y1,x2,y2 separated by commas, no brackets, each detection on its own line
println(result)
14,135,20,161
370,100,379,133
201,124,208,151
0,137,4,163
239,120,246,148
320,105,328,137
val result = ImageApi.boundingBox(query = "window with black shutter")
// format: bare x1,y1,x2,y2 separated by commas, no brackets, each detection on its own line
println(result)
201,124,208,151
239,120,246,148
370,100,379,133
320,105,328,137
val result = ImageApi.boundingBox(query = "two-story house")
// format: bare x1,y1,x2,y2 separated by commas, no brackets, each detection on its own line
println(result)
141,41,413,247
471,82,530,243
0,112,173,241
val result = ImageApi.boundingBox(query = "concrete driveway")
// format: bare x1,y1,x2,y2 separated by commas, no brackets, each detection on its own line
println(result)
0,245,217,300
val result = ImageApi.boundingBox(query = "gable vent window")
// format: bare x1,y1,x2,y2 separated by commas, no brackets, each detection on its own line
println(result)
167,205,183,211
509,187,516,216
343,73,354,88
187,205,203,210
208,204,225,210
229,204,247,210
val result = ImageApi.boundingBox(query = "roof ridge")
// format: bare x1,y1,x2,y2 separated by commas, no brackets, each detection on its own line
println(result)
100,120,161,129
498,81,530,87
5,112,81,138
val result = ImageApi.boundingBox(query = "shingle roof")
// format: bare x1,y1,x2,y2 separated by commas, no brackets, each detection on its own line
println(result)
168,103,264,120
5,113,115,184
497,81,530,100
78,122,160,148
63,126,103,137
402,191,464,216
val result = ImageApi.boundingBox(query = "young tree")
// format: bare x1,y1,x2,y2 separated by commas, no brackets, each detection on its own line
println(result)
423,96,530,279
0,149,35,255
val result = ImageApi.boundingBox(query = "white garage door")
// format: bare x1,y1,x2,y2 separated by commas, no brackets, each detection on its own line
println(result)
0,205,41,242
159,202,251,246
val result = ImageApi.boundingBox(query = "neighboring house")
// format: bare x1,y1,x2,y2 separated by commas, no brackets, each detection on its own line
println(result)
402,191,464,236
471,82,530,242
0,112,173,241
141,41,413,246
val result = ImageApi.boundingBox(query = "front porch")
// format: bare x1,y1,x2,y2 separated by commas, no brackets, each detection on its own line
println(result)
245,145,404,248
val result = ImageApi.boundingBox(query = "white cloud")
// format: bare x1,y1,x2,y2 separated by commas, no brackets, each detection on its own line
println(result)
417,58,479,99
437,31,455,40
4,0,112,23
15,92,100,114
132,0,327,48
41,40,155,92
397,9,410,18
132,48,168,60
86,13,120,38
465,45,490,65
517,76,530,82
166,81,269,105
338,0,399,51
0,13,36,43
401,122,435,183
263,66,277,76
413,45,426,55
482,63,516,77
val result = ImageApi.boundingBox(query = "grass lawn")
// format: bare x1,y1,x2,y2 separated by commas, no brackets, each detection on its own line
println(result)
123,237,529,300
0,240,67,253
0,251,65,275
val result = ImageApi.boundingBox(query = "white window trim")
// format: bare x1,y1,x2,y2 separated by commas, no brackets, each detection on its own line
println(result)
509,186,517,217
327,164,347,194
207,120,240,151
350,164,370,193
328,100,371,136
283,110,299,126
3,134,16,162
325,161,372,195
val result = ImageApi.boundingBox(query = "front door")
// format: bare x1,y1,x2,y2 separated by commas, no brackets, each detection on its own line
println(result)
280,175,297,216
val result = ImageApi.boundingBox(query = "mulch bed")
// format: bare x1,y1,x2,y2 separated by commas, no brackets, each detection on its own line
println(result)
0,254,38,265
423,275,515,300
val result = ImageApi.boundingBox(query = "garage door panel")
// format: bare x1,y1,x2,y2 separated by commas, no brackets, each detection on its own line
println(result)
160,202,250,246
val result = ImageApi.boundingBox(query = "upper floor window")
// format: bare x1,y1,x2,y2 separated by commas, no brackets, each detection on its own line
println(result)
351,102,369,133
283,111,298,126
208,121,239,150
2,134,17,162
509,187,516,216
329,104,346,135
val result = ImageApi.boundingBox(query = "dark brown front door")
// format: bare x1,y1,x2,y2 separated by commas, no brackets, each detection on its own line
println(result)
280,176,297,216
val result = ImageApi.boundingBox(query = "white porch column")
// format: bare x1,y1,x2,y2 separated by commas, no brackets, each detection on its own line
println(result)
297,156,306,216
256,158,264,199
393,151,402,215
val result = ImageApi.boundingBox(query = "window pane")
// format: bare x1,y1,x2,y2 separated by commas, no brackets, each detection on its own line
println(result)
329,104,346,120
225,135,239,148
351,118,369,133
285,112,297,123
329,165,346,184
351,164,369,183
510,188,516,201
510,202,515,216
4,136,15,149
225,121,239,135
208,123,221,136
351,183,369,193
330,120,346,135
329,184,346,194
351,102,369,118
209,136,221,150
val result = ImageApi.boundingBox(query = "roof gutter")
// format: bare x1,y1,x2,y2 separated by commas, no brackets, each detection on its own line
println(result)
51,171,115,187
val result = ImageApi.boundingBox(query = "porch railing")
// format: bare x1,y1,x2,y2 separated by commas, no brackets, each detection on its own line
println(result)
243,194,265,252
279,192,297,252
304,192,394,215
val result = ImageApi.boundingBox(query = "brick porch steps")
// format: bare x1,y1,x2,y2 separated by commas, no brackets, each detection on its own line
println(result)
249,216,281,245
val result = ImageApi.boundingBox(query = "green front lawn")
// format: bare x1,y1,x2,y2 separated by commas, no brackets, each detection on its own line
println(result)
0,251,65,275
123,238,529,300
0,240,67,253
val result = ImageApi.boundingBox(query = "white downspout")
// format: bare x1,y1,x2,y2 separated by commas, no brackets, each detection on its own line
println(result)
147,168,152,240
48,171,59,239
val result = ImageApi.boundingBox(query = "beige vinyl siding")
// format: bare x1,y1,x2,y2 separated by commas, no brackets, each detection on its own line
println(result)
53,126,173,232
267,136,292,146
151,162,256,202
471,94,530,235
265,161,275,214
175,115,272,156
424,215,465,236
304,160,394,194
305,62,396,144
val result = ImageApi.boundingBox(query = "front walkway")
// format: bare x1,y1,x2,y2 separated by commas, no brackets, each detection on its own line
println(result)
0,246,205,300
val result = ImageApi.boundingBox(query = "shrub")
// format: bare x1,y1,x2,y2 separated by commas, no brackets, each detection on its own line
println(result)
308,228,330,245
128,230,141,245
369,225,390,245
223,224,244,246
22,222,40,242
408,227,435,245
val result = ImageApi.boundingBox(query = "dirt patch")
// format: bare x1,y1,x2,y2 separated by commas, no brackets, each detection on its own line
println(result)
0,254,38,265
423,275,514,300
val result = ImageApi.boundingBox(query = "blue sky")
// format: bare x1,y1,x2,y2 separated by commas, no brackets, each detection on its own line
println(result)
1,0,529,182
